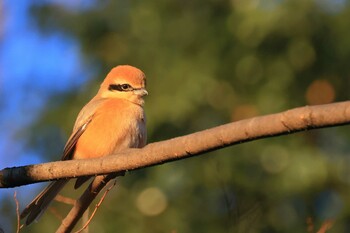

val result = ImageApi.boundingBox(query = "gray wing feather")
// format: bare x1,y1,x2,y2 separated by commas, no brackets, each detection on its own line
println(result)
61,97,106,160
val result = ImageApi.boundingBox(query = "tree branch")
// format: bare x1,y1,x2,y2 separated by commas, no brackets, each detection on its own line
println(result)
1,101,350,188
56,174,114,233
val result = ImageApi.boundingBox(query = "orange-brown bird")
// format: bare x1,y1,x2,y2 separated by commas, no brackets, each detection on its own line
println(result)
20,65,148,225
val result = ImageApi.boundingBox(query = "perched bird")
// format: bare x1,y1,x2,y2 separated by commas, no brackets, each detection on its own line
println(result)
20,65,148,225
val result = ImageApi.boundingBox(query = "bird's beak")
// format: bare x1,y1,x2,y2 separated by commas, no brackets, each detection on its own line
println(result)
134,88,148,96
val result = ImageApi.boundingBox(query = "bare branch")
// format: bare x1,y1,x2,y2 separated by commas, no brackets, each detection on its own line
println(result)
74,180,116,233
55,175,114,233
1,101,350,188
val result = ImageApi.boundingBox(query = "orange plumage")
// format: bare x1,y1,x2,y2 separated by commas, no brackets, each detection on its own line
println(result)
20,65,148,225
74,99,146,159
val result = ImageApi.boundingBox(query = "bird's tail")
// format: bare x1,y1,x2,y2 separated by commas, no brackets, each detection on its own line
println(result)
20,179,69,225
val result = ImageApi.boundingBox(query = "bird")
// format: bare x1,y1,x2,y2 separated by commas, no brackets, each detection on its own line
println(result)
20,65,148,225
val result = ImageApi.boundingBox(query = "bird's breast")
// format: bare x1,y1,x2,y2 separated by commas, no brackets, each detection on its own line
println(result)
73,99,146,160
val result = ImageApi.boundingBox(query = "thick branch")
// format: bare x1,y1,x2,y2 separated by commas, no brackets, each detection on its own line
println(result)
1,101,350,188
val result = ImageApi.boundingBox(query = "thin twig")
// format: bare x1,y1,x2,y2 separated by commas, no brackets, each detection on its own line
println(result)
317,219,334,233
56,175,115,232
49,207,65,222
48,195,76,223
13,191,21,233
55,194,76,205
81,208,89,233
306,217,314,233
74,180,117,233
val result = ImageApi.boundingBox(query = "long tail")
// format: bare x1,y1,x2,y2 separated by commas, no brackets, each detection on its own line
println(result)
20,180,69,225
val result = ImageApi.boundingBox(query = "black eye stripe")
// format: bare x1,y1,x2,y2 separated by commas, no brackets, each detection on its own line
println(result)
108,84,133,92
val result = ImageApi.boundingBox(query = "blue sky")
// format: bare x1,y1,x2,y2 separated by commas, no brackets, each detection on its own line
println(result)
0,2,92,227
0,1,89,167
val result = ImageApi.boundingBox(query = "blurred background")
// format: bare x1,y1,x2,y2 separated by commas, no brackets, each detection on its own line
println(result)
1,0,350,232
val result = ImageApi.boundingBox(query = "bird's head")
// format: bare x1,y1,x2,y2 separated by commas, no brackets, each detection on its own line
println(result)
98,65,148,106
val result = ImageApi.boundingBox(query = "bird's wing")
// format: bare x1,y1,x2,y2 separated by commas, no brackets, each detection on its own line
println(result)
61,119,91,160
61,97,106,161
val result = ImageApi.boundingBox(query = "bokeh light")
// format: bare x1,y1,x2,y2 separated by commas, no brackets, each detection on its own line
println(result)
306,79,335,105
136,187,168,216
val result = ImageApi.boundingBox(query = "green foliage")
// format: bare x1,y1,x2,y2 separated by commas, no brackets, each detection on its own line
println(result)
17,0,350,232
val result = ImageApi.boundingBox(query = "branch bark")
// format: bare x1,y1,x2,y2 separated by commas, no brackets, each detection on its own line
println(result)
1,101,350,188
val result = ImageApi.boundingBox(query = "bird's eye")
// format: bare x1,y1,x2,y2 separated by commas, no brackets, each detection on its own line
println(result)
121,84,131,90
108,84,133,92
